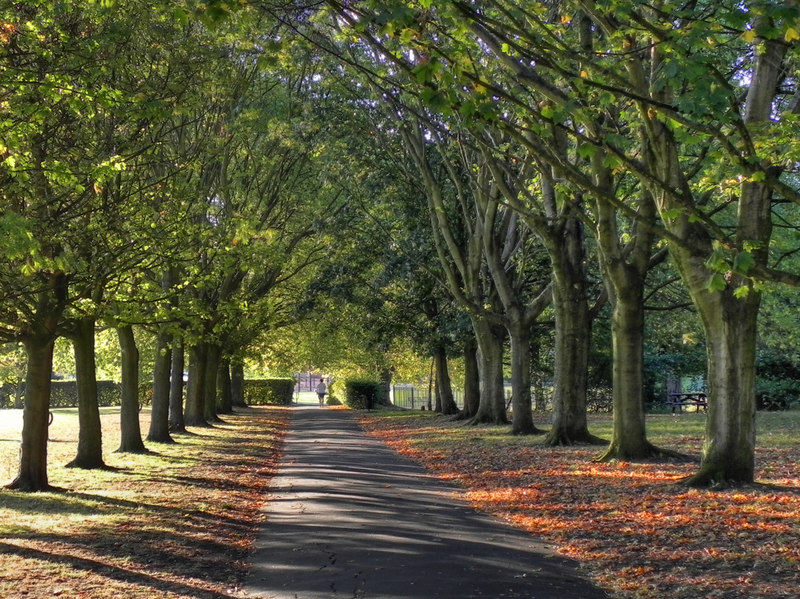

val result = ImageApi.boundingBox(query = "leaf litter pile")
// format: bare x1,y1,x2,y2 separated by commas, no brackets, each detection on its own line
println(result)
360,411,800,599
0,406,288,598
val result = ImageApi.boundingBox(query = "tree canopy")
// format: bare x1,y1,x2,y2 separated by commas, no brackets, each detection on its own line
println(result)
2,1,799,490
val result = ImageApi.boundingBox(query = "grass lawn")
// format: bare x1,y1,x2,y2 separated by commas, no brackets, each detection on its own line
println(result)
359,409,800,599
0,406,288,598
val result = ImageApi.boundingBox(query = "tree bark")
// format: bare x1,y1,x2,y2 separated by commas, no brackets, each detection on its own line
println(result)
7,332,56,490
66,317,106,468
507,316,542,435
6,273,67,491
597,292,667,460
691,292,759,484
116,323,147,453
168,339,186,432
470,316,508,424
545,217,603,446
379,366,393,407
204,343,223,423
147,326,174,443
216,357,233,414
462,337,480,418
434,345,459,415
230,358,246,408
592,159,669,459
184,343,208,427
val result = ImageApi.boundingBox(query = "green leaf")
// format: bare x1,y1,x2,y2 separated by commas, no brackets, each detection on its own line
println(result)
707,273,727,292
577,143,598,159
733,251,755,274
661,208,683,221
704,249,729,272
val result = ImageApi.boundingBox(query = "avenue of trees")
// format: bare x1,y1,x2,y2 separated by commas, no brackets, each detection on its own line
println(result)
1,1,799,491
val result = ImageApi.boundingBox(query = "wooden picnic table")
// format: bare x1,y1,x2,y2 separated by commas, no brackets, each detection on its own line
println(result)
666,392,708,413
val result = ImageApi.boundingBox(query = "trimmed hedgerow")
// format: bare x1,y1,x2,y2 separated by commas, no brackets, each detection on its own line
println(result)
244,378,294,406
343,379,384,410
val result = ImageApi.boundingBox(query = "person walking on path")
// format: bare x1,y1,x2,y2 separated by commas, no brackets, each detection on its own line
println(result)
245,406,609,599
315,379,327,406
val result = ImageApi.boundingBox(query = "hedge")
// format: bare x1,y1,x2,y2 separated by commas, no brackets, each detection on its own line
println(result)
2,381,152,409
1,378,295,409
343,379,384,410
243,378,294,406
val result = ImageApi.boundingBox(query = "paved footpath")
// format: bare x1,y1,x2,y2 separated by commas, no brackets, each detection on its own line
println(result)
244,405,610,599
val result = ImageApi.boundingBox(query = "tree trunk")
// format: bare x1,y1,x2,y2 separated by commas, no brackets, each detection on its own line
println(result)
434,346,459,415
168,339,186,432
546,257,602,446
470,316,508,424
379,367,393,407
147,326,174,443
6,274,66,491
508,318,542,435
116,323,147,453
184,343,208,427
66,317,105,468
204,343,223,423
689,293,759,485
230,358,246,408
593,181,669,460
631,27,784,486
217,357,233,414
462,337,480,418
7,333,56,491
597,293,668,460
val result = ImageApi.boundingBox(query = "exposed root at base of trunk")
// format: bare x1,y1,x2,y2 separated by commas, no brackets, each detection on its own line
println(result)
114,446,150,455
511,425,546,436
468,414,510,426
594,441,690,463
544,430,607,447
678,467,754,489
145,435,177,445
3,478,66,493
64,457,110,469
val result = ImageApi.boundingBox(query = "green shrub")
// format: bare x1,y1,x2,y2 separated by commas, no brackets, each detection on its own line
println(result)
138,382,152,406
49,380,123,407
244,378,294,406
325,394,342,406
756,351,800,410
344,379,384,410
0,383,23,408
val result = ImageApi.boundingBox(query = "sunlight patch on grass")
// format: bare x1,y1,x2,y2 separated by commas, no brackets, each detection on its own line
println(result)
0,406,288,598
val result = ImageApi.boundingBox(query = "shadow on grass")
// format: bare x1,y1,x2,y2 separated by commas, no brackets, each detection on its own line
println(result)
0,540,229,599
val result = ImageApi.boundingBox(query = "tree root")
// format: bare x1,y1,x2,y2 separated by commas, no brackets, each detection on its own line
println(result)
4,478,66,493
511,424,546,436
65,457,109,470
468,413,510,426
678,466,754,489
544,429,607,447
594,441,690,463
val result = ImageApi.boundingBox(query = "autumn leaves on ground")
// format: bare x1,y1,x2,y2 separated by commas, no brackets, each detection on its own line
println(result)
361,411,800,599
2,408,799,599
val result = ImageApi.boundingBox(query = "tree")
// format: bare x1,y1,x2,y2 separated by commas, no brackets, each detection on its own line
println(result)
1,2,122,489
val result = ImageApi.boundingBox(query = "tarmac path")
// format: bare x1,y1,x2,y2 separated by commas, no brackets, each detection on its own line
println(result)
244,404,610,599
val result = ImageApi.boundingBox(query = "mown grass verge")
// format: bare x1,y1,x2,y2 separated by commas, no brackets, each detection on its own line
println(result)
359,410,800,599
0,406,288,598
